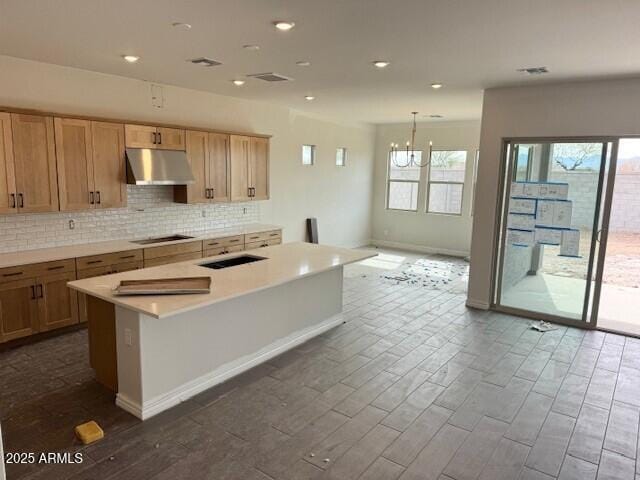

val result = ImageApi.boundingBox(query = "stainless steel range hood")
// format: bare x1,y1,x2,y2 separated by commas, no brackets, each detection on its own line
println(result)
126,148,195,185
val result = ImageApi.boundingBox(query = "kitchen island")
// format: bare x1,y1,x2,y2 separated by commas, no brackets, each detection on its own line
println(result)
68,242,375,420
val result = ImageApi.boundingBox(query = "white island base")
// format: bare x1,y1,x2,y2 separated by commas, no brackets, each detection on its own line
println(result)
115,267,343,420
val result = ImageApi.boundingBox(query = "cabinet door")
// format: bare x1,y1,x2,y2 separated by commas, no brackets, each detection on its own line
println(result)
209,133,230,202
249,137,269,200
157,127,185,151
54,118,94,211
229,135,251,201
0,278,38,343
11,114,59,213
184,130,209,203
125,124,158,149
92,122,127,208
0,112,17,215
37,271,79,332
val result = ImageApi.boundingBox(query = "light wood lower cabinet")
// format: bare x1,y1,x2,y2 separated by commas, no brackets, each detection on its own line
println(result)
204,244,244,257
38,271,78,332
0,278,39,342
0,271,78,342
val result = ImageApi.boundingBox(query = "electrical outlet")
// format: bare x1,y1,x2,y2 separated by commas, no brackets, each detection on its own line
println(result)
202,210,207,218
243,207,247,214
69,219,75,230
124,328,133,346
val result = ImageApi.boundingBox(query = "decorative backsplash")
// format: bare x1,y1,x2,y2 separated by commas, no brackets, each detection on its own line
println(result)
0,186,260,253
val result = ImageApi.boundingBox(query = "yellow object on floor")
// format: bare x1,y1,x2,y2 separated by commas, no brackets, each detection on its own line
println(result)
74,421,104,445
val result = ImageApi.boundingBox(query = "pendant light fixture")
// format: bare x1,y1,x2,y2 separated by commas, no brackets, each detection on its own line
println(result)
390,112,432,168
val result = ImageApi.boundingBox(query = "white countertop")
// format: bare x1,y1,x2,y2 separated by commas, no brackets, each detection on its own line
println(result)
0,223,281,269
68,242,376,319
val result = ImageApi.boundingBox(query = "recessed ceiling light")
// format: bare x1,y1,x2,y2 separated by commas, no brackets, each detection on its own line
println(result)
274,21,295,31
431,83,443,89
232,79,246,86
122,55,140,63
171,22,192,30
372,60,390,68
517,66,549,75
243,44,260,51
296,61,311,67
304,95,315,101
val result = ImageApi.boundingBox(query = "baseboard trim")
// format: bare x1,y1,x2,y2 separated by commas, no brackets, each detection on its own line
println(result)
465,298,490,310
117,314,346,420
369,239,469,258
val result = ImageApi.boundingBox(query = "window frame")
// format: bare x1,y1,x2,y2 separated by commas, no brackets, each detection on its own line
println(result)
426,149,468,216
336,147,347,166
386,150,422,212
302,144,316,166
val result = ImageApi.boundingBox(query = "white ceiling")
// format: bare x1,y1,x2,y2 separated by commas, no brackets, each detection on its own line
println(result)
1,0,639,124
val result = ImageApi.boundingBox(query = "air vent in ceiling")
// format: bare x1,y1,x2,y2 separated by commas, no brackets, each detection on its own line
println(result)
190,57,222,67
517,66,549,75
248,72,294,82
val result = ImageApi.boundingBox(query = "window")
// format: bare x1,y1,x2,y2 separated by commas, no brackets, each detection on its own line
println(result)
427,150,467,215
336,147,346,166
387,151,422,211
514,145,533,180
302,145,315,165
471,149,479,216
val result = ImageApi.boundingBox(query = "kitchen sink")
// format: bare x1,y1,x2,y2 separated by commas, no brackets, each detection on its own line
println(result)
131,234,195,245
200,255,266,270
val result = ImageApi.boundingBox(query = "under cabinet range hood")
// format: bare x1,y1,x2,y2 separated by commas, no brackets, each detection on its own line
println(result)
126,148,195,185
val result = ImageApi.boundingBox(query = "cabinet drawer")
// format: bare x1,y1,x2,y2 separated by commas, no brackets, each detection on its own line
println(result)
266,238,282,246
112,260,143,273
77,250,143,271
203,235,244,249
245,240,266,250
204,244,244,257
0,259,75,283
245,230,281,243
77,265,112,280
144,251,202,268
143,241,202,260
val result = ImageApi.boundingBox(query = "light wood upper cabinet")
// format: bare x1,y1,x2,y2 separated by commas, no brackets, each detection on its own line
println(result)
209,133,230,201
11,114,59,213
229,135,269,202
176,131,230,204
125,124,185,150
157,127,185,150
0,112,17,214
55,119,126,211
229,135,251,202
0,278,38,343
124,124,157,149
181,130,209,204
249,137,269,201
55,118,94,211
92,122,126,208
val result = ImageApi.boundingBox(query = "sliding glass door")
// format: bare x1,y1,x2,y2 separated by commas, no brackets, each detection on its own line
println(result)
493,139,613,326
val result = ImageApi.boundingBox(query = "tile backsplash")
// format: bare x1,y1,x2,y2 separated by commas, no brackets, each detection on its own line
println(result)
0,186,260,254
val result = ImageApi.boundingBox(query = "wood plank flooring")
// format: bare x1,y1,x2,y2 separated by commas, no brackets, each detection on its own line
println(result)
1,249,640,479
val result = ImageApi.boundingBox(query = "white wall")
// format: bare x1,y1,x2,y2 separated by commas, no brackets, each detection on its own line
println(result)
0,55,376,248
371,121,481,256
468,78,640,309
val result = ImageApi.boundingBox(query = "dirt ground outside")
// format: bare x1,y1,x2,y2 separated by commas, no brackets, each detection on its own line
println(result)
543,231,640,288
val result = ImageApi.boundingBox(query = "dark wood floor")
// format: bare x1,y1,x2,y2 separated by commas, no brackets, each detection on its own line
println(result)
1,251,639,479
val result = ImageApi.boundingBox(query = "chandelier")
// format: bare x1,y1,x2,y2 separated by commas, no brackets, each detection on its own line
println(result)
390,112,432,168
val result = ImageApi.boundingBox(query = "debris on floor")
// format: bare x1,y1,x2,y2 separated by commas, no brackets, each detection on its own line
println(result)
529,320,557,332
74,421,104,445
380,258,469,290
